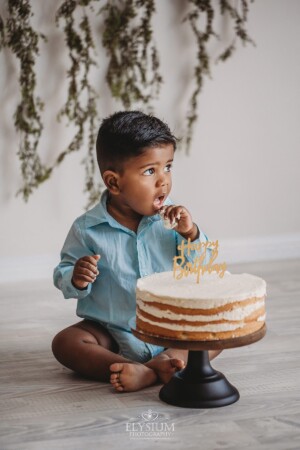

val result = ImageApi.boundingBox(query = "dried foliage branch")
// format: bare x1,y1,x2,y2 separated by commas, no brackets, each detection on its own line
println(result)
185,0,217,153
55,0,102,209
1,0,49,200
0,14,5,47
101,0,162,109
217,0,255,62
185,0,255,152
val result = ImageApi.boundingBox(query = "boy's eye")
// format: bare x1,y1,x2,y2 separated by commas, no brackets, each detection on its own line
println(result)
144,168,155,176
164,164,172,172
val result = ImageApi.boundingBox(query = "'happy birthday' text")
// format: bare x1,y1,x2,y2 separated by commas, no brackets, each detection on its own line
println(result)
173,239,227,283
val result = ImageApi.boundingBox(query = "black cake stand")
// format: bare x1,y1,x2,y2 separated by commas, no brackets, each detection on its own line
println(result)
131,324,266,408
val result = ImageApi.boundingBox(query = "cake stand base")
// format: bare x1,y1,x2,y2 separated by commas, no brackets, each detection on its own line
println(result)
159,350,239,408
131,325,266,409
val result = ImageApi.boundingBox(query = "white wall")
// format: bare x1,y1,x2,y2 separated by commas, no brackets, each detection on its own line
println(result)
1,0,300,281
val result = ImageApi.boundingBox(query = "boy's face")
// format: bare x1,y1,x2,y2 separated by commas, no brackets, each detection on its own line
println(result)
109,143,174,217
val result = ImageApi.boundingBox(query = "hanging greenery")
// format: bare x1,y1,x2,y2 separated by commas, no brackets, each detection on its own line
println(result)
101,0,162,110
0,0,50,201
0,14,5,44
0,0,255,207
217,0,255,62
54,0,101,209
185,0,255,152
185,0,215,153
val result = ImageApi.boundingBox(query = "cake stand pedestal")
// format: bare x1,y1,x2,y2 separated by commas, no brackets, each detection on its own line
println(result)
131,324,266,408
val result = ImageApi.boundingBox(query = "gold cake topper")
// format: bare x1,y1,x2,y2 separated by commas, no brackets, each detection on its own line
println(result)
173,239,227,283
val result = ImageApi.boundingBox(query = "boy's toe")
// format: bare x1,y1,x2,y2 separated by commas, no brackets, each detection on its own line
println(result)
110,362,123,372
171,358,185,370
110,373,119,381
110,379,124,391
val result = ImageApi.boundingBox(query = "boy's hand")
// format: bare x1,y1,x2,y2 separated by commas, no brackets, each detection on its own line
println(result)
160,205,199,241
72,255,100,290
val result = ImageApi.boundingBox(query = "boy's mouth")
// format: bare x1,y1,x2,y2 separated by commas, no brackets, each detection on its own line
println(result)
153,194,166,210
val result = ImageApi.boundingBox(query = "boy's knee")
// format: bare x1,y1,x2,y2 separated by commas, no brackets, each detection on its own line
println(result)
51,329,68,361
51,327,79,362
51,324,98,363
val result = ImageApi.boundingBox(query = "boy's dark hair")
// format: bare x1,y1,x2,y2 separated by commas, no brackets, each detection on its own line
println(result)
96,111,177,175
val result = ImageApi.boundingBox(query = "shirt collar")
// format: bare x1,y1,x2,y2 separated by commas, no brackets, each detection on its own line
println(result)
85,190,112,228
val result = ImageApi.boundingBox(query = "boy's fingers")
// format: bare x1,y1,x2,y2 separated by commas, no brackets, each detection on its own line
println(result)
81,255,100,266
76,274,93,281
175,208,184,220
74,274,95,284
163,205,175,218
79,260,98,273
165,206,180,221
76,266,97,278
73,255,101,288
75,265,98,279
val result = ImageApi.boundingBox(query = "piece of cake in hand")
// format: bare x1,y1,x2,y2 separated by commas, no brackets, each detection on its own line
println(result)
136,271,267,341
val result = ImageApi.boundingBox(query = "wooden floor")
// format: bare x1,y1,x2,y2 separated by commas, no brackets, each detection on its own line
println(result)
0,259,300,449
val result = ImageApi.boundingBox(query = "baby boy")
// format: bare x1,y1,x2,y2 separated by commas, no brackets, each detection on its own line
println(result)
52,111,221,392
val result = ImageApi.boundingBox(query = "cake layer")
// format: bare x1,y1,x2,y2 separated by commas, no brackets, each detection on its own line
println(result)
136,315,265,340
136,304,265,325
137,297,265,322
137,296,264,315
136,309,265,332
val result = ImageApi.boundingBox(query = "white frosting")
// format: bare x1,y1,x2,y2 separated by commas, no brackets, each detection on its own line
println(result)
137,299,265,322
257,314,266,322
136,271,266,308
137,314,246,332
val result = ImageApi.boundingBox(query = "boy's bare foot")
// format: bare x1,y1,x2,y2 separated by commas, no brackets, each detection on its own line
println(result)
146,355,186,384
109,362,157,392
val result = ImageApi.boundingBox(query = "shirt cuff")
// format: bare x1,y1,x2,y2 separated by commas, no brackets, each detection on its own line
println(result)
61,268,92,299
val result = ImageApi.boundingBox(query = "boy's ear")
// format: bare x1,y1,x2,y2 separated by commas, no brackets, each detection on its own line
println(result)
102,170,120,194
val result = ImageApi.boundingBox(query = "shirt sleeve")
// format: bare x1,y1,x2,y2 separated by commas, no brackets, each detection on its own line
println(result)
53,219,93,300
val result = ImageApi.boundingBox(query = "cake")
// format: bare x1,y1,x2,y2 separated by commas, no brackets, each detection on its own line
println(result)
136,271,266,340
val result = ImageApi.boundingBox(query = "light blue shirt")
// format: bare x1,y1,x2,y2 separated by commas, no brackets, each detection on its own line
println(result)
53,190,210,331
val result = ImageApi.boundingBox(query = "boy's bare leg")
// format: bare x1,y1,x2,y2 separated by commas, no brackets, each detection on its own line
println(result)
52,320,222,392
52,320,157,390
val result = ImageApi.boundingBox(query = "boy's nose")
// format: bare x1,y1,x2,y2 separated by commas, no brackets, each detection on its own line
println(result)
156,173,168,187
